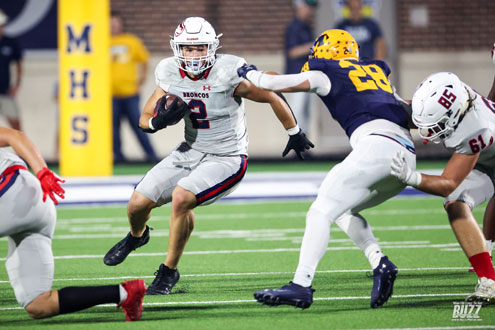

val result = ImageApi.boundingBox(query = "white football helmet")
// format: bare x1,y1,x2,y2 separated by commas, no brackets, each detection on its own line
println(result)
170,17,222,76
412,72,472,143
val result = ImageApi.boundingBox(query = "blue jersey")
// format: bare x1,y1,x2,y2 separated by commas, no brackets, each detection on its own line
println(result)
307,58,408,137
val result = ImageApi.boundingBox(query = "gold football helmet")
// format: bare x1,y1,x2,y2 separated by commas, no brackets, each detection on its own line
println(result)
310,29,359,61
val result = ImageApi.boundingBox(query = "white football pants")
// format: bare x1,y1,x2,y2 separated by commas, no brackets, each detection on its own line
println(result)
293,121,416,286
1,170,56,307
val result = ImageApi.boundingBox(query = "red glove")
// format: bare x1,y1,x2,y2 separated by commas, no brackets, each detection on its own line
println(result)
36,168,65,205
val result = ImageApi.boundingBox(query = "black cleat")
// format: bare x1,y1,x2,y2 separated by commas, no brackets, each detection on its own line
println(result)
146,264,180,295
254,282,315,309
104,226,151,266
370,256,398,308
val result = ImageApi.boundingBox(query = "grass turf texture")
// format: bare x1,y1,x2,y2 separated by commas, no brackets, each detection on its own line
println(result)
1,197,494,329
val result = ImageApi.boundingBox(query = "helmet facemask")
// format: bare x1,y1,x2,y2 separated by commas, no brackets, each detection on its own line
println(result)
170,17,221,76
171,39,220,76
412,72,472,143
414,114,453,144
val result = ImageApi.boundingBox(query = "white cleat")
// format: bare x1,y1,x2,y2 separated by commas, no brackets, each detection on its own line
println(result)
466,277,495,305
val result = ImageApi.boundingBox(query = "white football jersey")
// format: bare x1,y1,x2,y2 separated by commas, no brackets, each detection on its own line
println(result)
154,54,248,155
443,91,495,169
0,148,25,174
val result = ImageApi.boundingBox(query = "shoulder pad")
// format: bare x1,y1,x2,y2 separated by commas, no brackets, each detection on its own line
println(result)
154,57,181,91
208,54,245,87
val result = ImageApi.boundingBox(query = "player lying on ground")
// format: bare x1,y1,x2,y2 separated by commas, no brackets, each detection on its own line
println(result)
0,127,145,321
390,72,495,305
103,17,314,296
238,29,415,309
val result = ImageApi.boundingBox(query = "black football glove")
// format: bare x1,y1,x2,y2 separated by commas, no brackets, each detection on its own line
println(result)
282,129,315,160
151,97,188,131
237,64,259,79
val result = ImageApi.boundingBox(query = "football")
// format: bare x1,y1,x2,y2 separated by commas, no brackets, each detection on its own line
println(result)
164,93,185,110
154,93,185,115
153,93,188,127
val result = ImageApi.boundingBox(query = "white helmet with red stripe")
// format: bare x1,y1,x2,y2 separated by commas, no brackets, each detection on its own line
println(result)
412,72,472,143
170,17,222,75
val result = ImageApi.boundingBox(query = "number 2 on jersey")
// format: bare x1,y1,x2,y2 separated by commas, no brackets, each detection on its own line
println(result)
189,99,210,129
339,60,393,93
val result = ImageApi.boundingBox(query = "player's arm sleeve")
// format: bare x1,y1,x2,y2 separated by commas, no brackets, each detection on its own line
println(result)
246,70,331,96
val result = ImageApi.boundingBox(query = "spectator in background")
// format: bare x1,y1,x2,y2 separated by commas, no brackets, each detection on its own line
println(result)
335,0,386,60
0,10,23,130
111,11,158,163
284,0,318,135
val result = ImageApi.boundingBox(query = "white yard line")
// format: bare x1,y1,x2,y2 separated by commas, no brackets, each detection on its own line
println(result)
56,207,485,224
0,243,463,261
0,267,470,284
0,224,459,241
0,224,457,241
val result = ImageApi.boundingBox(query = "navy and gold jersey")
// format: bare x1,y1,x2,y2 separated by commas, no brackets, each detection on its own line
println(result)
307,58,408,137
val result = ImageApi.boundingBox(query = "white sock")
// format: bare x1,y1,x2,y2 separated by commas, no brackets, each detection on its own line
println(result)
119,284,128,304
335,213,384,270
364,244,385,270
293,208,331,287
487,240,493,257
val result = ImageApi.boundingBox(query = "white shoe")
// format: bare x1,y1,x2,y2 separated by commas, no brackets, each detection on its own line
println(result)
466,277,495,305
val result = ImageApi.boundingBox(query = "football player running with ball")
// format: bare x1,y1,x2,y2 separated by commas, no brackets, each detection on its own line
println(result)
238,29,415,308
0,127,145,321
104,17,313,295
390,72,495,304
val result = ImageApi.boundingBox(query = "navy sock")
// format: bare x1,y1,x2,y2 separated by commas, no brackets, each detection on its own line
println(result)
58,285,120,315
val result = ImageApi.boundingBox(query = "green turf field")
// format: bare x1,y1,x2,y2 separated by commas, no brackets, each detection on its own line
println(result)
1,197,494,329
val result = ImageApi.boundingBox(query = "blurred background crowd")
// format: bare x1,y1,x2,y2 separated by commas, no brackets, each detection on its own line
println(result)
1,0,494,163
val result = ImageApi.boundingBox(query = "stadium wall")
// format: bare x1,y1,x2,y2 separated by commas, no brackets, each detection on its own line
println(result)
5,49,494,162
3,0,495,162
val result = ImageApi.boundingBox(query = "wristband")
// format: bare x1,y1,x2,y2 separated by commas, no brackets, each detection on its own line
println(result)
148,117,156,131
286,125,300,136
409,171,422,187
